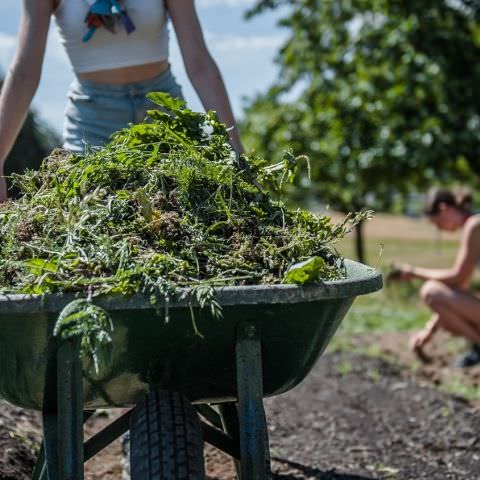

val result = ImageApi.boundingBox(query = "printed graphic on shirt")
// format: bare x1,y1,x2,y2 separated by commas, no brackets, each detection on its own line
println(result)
83,0,136,42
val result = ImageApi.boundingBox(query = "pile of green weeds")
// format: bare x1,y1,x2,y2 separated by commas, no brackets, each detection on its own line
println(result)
0,94,365,306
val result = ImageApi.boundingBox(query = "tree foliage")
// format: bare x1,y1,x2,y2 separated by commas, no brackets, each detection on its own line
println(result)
243,0,480,214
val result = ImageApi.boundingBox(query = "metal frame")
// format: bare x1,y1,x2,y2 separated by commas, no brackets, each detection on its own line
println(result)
32,320,270,480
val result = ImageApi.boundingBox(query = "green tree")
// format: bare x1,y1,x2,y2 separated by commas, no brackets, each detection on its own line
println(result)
243,0,480,262
1,78,60,197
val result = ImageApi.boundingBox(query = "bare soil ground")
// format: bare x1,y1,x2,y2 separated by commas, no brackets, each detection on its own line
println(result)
1,337,479,480
203,346,480,480
0,407,125,480
354,331,480,406
265,351,480,480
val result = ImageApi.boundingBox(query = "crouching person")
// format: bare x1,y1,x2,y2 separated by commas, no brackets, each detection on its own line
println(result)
396,188,480,367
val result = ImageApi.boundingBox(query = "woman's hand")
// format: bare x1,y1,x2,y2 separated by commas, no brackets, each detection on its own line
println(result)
409,315,439,364
409,328,434,364
395,264,416,281
409,327,435,350
387,264,416,282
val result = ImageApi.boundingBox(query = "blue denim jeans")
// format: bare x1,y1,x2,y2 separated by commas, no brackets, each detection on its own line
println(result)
63,67,184,153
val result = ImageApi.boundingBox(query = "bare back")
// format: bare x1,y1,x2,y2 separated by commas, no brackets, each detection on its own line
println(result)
453,214,480,287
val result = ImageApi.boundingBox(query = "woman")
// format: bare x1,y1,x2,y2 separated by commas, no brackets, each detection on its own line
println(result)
396,188,480,367
0,0,244,202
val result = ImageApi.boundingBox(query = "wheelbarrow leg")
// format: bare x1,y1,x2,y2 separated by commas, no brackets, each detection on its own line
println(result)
43,412,59,480
41,339,84,480
235,321,269,480
57,339,84,480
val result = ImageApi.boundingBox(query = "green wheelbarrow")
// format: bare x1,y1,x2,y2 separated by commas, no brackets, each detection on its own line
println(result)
0,259,381,479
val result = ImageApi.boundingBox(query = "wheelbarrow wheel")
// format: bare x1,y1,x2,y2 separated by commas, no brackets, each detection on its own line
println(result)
130,389,205,479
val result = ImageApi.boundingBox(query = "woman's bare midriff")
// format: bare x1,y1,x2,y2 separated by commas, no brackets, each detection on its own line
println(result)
77,60,170,84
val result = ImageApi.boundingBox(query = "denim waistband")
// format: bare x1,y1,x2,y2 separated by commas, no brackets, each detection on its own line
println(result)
71,66,176,98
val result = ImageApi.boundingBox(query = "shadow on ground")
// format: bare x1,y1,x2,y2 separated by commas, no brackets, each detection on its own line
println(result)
273,458,376,480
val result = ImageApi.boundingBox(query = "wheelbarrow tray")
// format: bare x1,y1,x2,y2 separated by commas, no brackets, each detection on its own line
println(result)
0,259,381,411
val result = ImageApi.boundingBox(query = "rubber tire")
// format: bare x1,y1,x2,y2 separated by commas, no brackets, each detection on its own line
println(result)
129,389,205,479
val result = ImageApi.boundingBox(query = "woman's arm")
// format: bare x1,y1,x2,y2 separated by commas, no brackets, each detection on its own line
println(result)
399,217,480,287
165,0,244,154
0,0,53,201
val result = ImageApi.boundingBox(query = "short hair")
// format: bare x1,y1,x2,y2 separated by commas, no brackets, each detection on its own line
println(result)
423,187,472,215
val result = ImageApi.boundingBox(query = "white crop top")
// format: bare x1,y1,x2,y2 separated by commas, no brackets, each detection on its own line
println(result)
54,0,170,74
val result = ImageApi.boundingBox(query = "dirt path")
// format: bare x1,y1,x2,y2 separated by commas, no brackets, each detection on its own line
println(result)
1,348,479,480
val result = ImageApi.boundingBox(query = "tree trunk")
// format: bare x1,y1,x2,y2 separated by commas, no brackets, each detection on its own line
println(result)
354,220,366,264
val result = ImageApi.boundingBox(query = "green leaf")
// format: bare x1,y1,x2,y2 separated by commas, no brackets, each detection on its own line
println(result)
284,256,326,285
147,92,186,112
25,258,58,275
137,187,153,223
